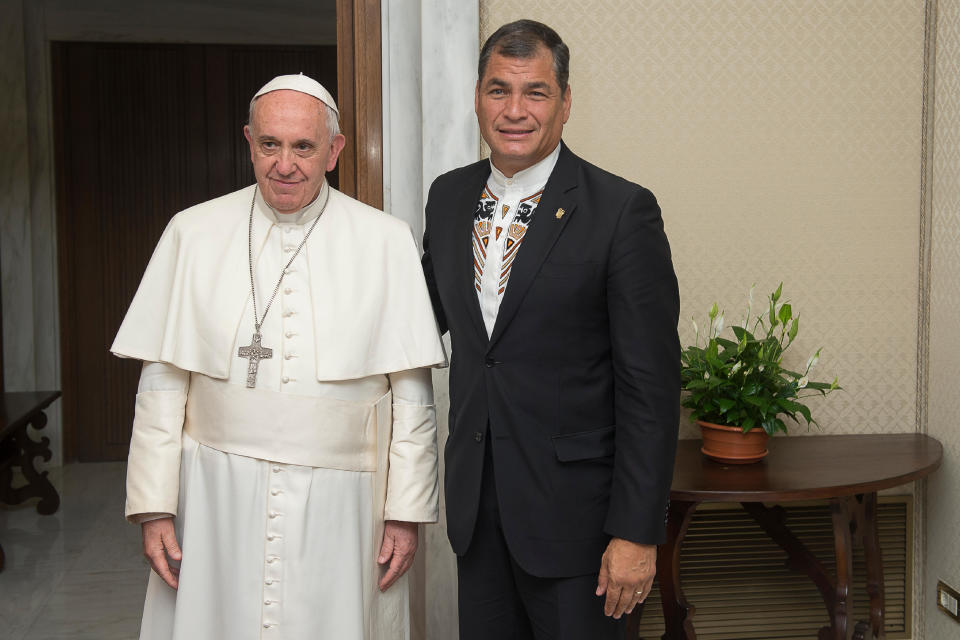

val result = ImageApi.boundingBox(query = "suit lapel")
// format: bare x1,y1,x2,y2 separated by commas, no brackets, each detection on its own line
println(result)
452,163,490,341
487,145,580,349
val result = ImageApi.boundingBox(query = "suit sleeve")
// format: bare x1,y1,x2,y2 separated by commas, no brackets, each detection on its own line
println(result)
603,187,680,545
421,182,449,336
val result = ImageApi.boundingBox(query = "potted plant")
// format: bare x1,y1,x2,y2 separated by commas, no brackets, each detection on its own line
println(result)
680,284,840,464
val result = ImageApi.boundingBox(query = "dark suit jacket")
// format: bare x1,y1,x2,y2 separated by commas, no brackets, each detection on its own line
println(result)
422,142,680,578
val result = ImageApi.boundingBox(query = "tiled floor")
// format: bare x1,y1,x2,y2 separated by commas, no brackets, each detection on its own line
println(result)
0,463,146,640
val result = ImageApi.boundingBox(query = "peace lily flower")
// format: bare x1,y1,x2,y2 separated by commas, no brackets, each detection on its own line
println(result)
680,284,842,436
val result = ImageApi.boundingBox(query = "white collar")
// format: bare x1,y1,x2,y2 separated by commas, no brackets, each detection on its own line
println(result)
259,180,330,226
488,143,561,194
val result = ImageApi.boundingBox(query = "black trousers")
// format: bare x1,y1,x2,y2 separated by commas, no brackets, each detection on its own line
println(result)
456,439,625,640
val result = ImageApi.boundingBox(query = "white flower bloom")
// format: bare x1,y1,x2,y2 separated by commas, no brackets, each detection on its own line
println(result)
714,314,724,337
798,376,808,389
805,349,821,373
704,372,710,380
758,365,765,372
692,318,699,337
730,362,742,375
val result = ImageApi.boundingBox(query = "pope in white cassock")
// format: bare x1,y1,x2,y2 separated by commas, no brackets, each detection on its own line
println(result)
111,74,447,639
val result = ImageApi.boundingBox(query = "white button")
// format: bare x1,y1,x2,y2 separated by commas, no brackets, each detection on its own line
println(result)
281,376,290,384
284,354,294,360
284,268,295,275
271,489,282,496
263,623,271,629
272,466,281,473
283,287,292,295
506,178,513,185
284,227,292,234
285,331,295,338
269,512,279,519
282,310,294,317
283,246,295,253
265,599,273,605
265,579,274,585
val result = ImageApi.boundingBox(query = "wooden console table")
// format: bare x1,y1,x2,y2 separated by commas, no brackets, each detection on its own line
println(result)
0,391,62,572
631,434,942,640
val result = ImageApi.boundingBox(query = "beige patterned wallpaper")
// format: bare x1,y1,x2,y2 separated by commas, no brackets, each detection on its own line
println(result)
480,0,925,440
926,0,960,636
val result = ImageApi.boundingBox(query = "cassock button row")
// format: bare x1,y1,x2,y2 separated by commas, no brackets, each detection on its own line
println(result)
474,432,484,442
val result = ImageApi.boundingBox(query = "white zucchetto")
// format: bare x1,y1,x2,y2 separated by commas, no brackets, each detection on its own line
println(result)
253,73,339,116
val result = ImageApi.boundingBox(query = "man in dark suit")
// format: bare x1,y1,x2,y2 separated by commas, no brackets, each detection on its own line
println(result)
422,19,680,639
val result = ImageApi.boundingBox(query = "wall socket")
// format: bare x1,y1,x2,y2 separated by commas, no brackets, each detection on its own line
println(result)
938,580,960,622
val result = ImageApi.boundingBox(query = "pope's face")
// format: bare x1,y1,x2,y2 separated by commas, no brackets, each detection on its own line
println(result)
475,46,571,177
244,90,345,214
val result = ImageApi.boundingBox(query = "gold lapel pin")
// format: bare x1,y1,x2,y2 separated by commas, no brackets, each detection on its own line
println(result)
555,208,566,220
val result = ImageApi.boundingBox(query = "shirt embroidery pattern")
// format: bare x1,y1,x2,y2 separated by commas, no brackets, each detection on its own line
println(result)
473,186,496,292
472,184,542,294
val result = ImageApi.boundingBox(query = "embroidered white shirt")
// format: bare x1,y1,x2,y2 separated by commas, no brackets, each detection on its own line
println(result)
476,143,560,337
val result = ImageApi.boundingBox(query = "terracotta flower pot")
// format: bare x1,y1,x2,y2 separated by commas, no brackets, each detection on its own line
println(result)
698,420,770,464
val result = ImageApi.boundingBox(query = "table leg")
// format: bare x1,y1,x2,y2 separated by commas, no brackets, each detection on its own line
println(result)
826,496,855,640
855,493,886,639
0,409,60,515
658,499,699,640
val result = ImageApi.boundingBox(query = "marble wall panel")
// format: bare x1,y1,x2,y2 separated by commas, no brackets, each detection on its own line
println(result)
1,0,36,395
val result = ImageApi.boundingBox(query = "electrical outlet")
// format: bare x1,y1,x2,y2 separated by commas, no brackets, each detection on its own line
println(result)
938,580,960,622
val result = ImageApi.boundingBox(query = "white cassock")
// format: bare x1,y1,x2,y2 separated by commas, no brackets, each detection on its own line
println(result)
112,182,447,640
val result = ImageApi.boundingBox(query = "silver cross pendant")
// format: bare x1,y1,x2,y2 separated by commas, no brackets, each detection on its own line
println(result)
238,332,273,388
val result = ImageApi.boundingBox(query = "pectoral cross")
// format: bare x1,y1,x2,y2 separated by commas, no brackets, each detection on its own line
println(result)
238,332,272,388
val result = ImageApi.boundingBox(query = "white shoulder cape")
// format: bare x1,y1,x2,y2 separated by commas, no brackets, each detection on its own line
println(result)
111,184,446,381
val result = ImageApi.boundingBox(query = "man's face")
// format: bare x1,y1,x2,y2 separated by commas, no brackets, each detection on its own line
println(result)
243,90,346,214
475,46,571,177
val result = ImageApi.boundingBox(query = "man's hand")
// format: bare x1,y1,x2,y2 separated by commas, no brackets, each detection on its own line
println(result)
377,520,419,592
596,538,656,619
142,517,182,590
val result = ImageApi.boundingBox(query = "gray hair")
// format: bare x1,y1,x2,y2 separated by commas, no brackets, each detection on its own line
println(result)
247,95,341,143
479,19,570,92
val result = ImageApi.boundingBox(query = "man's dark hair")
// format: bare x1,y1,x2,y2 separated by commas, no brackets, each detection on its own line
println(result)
478,20,570,92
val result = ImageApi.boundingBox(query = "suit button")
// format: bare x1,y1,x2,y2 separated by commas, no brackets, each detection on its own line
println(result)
474,432,484,442
485,357,496,367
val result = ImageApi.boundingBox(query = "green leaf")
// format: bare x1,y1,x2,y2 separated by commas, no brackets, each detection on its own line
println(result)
773,282,783,302
778,303,792,325
788,316,799,341
716,398,736,413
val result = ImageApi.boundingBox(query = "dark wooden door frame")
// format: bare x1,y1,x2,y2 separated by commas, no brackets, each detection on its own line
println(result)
337,0,383,209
